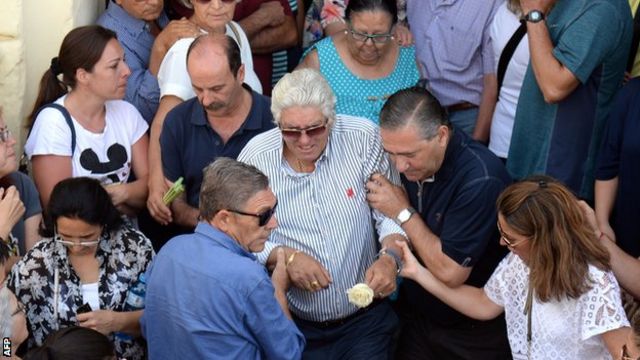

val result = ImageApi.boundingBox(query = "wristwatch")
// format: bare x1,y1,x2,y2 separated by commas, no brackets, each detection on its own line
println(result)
396,207,416,225
522,10,545,23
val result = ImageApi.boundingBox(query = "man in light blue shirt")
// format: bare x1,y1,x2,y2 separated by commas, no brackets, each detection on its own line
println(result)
97,0,198,123
141,158,304,359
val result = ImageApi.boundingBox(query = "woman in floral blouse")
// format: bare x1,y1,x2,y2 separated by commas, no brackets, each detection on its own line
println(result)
8,177,155,360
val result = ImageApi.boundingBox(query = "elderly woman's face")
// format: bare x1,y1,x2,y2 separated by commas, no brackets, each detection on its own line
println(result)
191,0,237,33
346,10,395,66
279,106,330,166
0,114,17,178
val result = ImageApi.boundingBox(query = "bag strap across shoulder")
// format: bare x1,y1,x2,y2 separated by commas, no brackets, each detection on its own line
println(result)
497,21,527,95
34,103,76,155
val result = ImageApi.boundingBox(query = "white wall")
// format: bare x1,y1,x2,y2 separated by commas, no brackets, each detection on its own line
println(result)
0,0,103,147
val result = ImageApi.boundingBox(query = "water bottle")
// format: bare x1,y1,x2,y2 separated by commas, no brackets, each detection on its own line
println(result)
124,273,146,311
115,273,146,342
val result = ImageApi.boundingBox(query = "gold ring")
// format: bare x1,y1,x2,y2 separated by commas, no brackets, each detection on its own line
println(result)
311,281,320,288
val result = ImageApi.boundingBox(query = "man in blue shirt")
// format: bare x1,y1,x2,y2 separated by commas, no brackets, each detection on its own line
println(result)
97,0,198,123
154,34,274,229
142,157,305,359
367,87,511,359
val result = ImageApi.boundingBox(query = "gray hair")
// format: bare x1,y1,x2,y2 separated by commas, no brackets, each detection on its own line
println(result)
0,286,12,338
379,86,450,140
271,68,336,128
199,157,270,221
182,0,242,9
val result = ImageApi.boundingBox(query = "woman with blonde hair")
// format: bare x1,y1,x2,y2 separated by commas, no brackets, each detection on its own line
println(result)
398,176,630,359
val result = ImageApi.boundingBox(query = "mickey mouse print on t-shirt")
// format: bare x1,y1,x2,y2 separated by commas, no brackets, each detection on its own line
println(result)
79,143,129,184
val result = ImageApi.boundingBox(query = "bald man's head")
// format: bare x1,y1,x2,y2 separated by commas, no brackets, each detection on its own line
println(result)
186,33,242,77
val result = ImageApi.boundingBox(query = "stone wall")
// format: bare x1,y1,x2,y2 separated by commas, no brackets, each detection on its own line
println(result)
0,0,103,147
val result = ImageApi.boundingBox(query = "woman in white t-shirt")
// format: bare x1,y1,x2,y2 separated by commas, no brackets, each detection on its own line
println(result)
397,176,630,360
25,26,149,215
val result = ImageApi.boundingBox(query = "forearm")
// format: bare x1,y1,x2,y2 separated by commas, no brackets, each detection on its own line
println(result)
170,198,199,228
472,74,497,143
249,17,298,54
149,96,181,186
265,246,297,271
114,309,143,337
274,289,292,319
401,216,470,287
601,238,640,298
411,266,502,320
594,178,618,226
122,179,149,210
149,42,171,76
525,19,578,102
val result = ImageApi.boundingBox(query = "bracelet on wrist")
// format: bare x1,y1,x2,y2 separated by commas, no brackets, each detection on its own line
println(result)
376,247,402,274
286,250,301,267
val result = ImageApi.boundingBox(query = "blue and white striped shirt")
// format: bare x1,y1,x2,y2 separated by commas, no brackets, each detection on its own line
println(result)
238,115,406,322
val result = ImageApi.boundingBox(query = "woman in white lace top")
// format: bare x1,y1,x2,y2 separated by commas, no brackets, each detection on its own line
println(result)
397,175,630,360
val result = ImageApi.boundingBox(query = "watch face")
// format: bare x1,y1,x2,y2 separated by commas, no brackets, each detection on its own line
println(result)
528,10,543,22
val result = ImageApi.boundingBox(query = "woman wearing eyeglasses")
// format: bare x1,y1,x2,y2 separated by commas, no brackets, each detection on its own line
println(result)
0,108,41,275
297,0,419,123
397,176,631,359
7,177,155,360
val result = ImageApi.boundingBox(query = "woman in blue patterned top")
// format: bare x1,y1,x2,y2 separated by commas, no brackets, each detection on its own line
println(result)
8,177,155,360
298,0,419,123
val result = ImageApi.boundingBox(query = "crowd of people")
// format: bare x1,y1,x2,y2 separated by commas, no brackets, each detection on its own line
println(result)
1,0,640,359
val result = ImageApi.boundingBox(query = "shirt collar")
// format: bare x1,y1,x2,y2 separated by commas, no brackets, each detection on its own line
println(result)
195,222,257,261
107,3,149,36
432,128,465,182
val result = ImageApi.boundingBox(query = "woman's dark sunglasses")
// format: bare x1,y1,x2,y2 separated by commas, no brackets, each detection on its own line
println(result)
228,201,278,227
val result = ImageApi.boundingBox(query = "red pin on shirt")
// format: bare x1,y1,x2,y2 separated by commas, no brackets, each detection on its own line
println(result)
346,188,355,198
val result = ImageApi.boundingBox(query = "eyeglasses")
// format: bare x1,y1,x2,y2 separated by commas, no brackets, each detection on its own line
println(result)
56,239,100,247
228,201,277,227
280,120,328,140
0,127,12,143
12,302,25,317
622,344,640,360
497,221,528,248
192,0,237,5
348,28,393,44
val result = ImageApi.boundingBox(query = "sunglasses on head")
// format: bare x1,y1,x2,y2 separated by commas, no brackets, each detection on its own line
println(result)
193,0,236,4
228,201,278,227
280,120,328,140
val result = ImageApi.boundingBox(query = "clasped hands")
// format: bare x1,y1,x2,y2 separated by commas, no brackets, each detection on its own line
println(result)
282,246,397,299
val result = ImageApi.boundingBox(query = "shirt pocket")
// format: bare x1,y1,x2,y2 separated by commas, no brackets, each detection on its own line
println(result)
429,14,482,73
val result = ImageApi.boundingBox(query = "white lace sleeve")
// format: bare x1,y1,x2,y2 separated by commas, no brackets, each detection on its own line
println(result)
484,252,516,307
579,267,630,341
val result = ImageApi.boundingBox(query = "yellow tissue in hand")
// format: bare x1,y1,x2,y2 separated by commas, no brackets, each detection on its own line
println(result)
346,283,374,308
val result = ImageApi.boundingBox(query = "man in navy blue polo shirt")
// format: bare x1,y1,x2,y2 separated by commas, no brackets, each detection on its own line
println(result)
366,86,511,359
158,33,274,229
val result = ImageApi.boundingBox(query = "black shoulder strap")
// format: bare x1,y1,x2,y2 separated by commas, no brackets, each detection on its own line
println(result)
626,5,640,73
497,21,527,95
34,103,76,155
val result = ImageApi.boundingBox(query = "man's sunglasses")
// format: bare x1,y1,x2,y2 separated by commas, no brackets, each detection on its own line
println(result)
280,120,328,140
228,201,278,227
